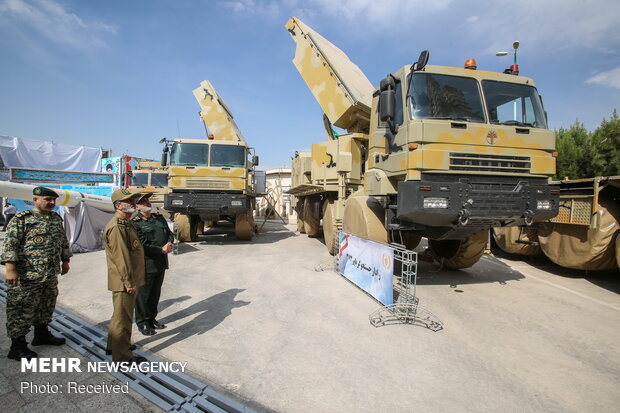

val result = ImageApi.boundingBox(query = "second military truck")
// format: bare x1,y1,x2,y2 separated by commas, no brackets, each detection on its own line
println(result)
162,80,259,242
286,17,559,268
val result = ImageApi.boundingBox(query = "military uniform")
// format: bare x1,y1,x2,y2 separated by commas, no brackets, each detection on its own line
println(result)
2,208,72,338
132,212,173,331
104,190,145,362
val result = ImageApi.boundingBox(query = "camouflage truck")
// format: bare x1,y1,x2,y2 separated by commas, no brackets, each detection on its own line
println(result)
493,176,620,270
127,161,170,213
286,17,559,269
161,80,259,242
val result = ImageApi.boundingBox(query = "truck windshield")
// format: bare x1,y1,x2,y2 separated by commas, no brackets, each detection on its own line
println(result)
211,145,246,168
151,173,168,186
408,73,485,123
482,81,547,128
130,172,149,186
170,143,209,166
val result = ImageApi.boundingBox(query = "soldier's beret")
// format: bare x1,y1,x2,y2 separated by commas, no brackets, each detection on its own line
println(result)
33,186,59,197
111,188,141,203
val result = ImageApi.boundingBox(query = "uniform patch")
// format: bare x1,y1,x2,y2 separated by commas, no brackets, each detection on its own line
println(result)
33,235,45,244
132,239,140,248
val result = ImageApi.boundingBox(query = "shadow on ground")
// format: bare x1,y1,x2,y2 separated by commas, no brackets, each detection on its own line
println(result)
490,246,620,295
135,288,250,352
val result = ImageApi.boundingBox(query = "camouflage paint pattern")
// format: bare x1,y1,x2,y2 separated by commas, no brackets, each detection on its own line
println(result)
192,80,245,143
286,17,374,131
286,17,557,226
1,209,72,338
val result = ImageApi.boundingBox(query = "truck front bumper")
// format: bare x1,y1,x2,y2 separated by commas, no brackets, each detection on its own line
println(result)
390,175,559,239
164,192,251,219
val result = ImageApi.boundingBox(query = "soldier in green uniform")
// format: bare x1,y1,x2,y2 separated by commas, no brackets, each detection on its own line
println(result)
1,186,72,361
104,188,146,363
132,193,174,336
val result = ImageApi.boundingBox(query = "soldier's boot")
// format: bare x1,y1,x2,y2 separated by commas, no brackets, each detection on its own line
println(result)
7,336,38,361
31,324,66,346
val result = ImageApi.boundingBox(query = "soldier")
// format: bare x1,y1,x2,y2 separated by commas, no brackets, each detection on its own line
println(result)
104,188,146,364
132,193,174,336
1,187,72,361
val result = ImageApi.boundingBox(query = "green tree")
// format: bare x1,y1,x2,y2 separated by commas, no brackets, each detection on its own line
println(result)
591,109,620,176
555,120,588,179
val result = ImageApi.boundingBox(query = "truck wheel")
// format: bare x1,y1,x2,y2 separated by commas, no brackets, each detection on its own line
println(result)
296,199,306,234
428,230,487,269
492,226,542,256
235,211,254,241
616,233,620,269
537,194,620,270
323,200,338,255
303,197,321,238
175,214,200,242
392,232,421,250
343,196,388,244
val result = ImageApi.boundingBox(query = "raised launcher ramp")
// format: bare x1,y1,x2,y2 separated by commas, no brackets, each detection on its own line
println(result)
285,17,374,133
192,80,246,143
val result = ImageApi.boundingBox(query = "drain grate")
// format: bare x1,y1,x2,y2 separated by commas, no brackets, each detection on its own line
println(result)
0,283,262,413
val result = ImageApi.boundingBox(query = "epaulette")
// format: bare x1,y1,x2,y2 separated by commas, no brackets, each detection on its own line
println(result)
15,210,32,219
117,217,128,225
132,216,141,222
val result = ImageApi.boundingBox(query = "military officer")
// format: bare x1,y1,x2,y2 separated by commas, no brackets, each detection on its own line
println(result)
104,188,146,363
1,186,72,361
132,193,174,336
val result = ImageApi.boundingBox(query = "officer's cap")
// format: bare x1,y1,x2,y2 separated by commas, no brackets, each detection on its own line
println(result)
33,186,59,198
111,188,141,204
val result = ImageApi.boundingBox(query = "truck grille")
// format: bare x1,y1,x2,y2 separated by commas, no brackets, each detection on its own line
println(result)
185,180,230,189
450,153,531,174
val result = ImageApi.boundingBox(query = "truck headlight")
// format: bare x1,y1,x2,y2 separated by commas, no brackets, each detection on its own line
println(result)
423,197,448,209
171,199,183,206
537,200,552,210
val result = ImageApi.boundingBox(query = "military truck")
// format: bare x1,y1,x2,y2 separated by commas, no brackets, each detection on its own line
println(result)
286,17,559,269
161,80,259,242
127,161,170,212
493,176,620,270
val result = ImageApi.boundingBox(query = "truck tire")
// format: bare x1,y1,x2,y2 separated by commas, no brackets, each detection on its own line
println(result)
616,233,620,269
175,214,200,242
537,194,620,270
492,226,542,256
296,199,306,234
323,200,338,255
428,230,487,270
392,232,421,250
235,211,254,241
303,197,321,238
342,196,388,244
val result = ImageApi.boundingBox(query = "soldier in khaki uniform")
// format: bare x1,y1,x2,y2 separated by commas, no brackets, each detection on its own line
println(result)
1,187,72,361
104,189,146,363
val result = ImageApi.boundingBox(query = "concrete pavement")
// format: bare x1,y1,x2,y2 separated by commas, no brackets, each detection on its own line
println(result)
2,221,620,412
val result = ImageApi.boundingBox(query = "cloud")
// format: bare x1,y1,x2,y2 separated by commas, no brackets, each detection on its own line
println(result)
586,66,620,90
463,0,620,56
0,0,116,50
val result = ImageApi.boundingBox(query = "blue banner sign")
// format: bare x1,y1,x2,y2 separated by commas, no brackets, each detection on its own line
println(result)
338,232,394,305
10,168,114,183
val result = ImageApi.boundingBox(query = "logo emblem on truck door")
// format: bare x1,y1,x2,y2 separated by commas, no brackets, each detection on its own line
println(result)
486,131,498,145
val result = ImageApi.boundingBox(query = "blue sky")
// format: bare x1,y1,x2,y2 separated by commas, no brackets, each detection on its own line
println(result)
1,0,619,170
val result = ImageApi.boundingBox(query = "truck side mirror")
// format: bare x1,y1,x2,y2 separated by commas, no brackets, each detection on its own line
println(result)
380,89,395,122
161,146,169,166
252,155,259,166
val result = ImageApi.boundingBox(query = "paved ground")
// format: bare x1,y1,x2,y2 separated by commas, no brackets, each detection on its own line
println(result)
0,303,164,413
2,221,620,412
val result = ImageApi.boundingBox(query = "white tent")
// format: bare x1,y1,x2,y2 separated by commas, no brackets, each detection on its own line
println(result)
0,135,101,172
